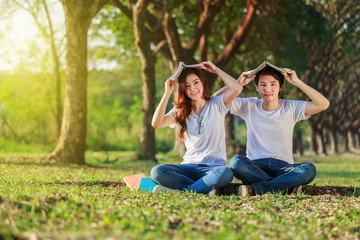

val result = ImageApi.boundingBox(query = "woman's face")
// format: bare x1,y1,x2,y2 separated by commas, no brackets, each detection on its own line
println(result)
184,73,204,101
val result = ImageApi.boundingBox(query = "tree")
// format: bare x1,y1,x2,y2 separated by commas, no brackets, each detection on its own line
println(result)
132,0,158,161
242,0,359,155
110,0,261,157
5,0,65,136
304,0,360,154
46,0,108,164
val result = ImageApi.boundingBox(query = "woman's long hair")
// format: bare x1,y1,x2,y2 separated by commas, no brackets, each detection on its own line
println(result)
174,68,211,141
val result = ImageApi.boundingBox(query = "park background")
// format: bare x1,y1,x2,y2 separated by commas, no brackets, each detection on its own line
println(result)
0,0,359,239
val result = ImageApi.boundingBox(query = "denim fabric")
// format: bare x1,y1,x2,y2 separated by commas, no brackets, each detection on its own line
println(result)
229,155,316,195
150,164,233,194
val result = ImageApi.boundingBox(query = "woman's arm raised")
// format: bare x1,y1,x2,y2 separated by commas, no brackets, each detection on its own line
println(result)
151,79,177,128
202,61,254,107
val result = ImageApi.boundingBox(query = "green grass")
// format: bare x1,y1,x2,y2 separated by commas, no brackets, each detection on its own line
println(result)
295,153,360,186
0,152,359,239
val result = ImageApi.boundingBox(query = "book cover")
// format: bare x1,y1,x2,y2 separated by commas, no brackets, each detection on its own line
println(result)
123,173,146,190
248,60,288,78
169,62,204,81
138,178,158,192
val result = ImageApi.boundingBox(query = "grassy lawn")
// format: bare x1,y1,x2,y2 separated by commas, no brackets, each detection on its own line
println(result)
0,152,359,239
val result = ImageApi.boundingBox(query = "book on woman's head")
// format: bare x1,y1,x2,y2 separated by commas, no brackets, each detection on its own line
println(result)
169,62,204,81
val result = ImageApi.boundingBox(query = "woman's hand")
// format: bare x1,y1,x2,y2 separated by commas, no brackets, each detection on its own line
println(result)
165,79,177,94
237,70,256,87
200,61,218,74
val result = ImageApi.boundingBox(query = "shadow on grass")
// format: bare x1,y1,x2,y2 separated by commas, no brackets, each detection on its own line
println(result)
0,156,157,171
43,181,360,197
302,185,360,197
45,180,126,188
220,183,360,197
0,157,59,167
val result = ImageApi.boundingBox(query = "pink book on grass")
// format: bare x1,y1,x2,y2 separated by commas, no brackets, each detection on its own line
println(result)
123,173,146,190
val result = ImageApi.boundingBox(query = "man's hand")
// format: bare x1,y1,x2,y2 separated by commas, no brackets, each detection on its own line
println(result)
281,68,329,116
282,68,301,86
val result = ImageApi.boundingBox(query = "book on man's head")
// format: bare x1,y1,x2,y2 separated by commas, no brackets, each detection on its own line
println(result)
168,62,204,81
247,60,288,78
123,173,146,190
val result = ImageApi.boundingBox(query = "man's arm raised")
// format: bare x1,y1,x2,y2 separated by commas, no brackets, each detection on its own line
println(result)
282,69,330,117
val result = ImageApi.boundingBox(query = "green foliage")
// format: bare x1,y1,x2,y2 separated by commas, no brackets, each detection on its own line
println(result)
0,67,59,145
237,0,330,74
86,57,176,152
0,139,54,154
0,153,359,239
89,4,137,69
87,57,142,151
0,51,176,154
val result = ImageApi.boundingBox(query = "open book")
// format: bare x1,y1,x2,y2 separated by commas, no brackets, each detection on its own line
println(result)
248,60,288,78
169,62,204,81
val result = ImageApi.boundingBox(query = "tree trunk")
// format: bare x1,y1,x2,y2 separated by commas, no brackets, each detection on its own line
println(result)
138,55,156,161
172,126,186,157
318,127,327,155
346,129,354,152
46,0,108,164
351,130,358,149
343,130,350,152
133,0,156,162
330,130,339,154
293,129,304,156
316,134,323,155
225,113,237,157
309,124,318,154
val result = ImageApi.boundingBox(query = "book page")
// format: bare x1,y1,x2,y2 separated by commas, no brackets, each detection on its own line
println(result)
168,62,204,81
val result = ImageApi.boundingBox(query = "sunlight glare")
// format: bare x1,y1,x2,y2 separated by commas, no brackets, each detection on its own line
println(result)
0,9,39,71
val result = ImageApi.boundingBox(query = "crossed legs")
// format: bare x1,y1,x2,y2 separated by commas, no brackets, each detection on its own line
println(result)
151,163,233,194
229,155,316,195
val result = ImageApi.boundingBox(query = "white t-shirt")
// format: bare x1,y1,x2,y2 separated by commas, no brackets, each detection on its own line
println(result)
231,97,309,164
166,95,229,166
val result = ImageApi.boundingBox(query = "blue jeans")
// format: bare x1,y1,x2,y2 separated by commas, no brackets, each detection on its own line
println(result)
229,155,316,195
150,164,233,194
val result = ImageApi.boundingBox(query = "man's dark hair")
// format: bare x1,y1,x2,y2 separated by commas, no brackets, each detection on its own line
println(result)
254,66,284,87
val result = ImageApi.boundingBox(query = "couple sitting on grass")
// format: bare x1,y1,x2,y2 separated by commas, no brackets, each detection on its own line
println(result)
151,61,330,196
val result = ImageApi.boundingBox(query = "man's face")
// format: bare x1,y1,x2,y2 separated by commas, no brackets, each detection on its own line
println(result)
256,74,282,103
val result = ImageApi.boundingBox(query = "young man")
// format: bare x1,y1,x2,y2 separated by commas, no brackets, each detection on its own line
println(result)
217,66,330,196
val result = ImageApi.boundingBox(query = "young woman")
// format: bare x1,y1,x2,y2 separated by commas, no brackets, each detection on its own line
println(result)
151,61,251,194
